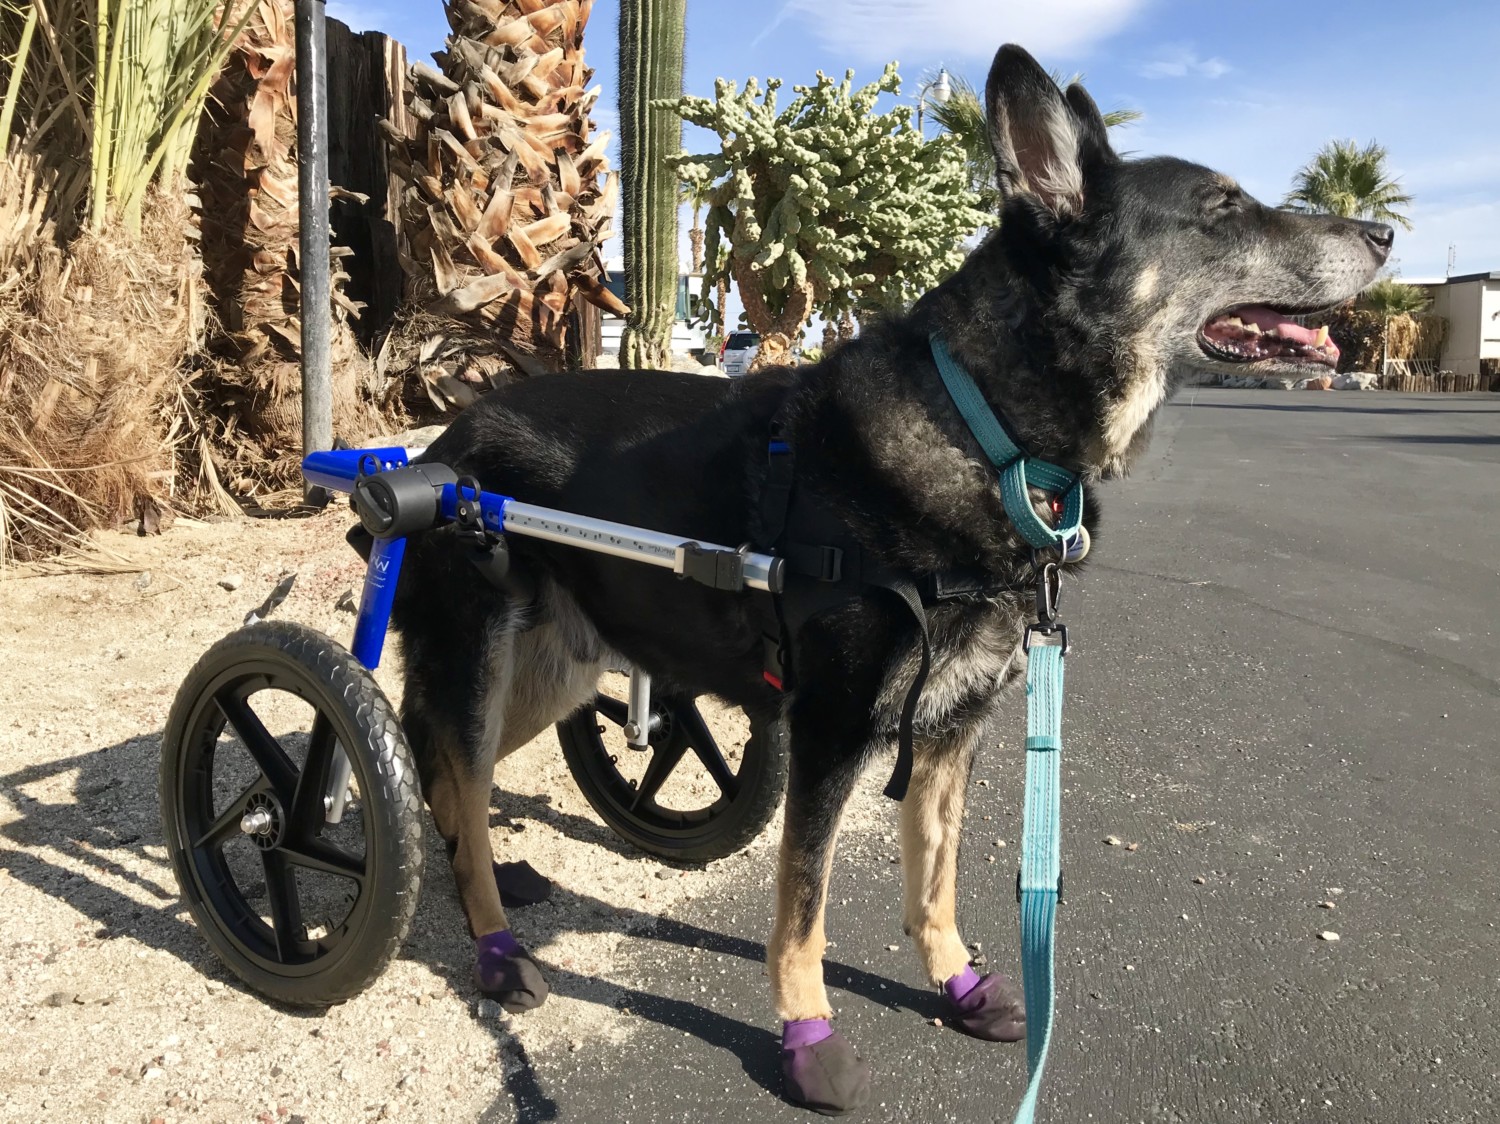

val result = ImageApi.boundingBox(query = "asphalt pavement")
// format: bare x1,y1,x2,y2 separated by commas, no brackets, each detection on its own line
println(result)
492,389,1500,1124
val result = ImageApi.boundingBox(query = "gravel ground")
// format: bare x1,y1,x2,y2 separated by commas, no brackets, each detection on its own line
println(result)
0,505,895,1123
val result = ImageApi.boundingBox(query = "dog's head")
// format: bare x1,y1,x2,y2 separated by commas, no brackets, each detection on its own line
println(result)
980,46,1392,465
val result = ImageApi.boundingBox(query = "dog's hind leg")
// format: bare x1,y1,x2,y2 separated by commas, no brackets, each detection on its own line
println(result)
402,613,549,1013
770,748,872,1114
900,731,1024,1042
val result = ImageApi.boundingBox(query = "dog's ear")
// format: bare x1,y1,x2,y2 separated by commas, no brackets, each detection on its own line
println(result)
984,44,1113,217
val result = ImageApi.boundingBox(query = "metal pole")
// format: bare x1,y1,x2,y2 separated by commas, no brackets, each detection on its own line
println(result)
295,0,333,500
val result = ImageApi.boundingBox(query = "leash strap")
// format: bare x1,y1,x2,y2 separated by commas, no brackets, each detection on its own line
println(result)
1013,620,1066,1124
930,336,1083,552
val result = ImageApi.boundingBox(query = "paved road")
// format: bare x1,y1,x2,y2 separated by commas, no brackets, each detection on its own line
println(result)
496,391,1500,1124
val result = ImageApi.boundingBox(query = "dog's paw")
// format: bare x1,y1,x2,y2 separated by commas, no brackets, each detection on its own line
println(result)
780,1019,872,1116
942,967,1026,1042
473,930,550,1013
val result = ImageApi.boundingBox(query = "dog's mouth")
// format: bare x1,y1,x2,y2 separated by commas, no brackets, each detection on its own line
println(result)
1198,304,1340,369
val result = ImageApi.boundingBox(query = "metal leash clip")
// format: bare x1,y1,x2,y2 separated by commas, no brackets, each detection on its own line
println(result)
1022,558,1070,653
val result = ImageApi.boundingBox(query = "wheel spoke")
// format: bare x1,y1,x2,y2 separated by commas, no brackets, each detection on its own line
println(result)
191,779,262,852
674,702,740,800
215,691,299,800
261,851,306,962
279,837,367,893
289,712,337,828
592,693,628,727
630,729,692,812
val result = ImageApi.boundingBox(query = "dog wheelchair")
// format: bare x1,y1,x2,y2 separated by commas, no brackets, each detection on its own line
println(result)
160,445,790,1005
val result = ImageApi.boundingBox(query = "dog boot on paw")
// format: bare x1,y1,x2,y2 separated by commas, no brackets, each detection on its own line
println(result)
473,929,550,1013
781,1018,872,1116
942,966,1026,1042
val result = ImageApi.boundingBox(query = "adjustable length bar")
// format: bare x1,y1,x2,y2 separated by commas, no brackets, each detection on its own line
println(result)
302,447,783,594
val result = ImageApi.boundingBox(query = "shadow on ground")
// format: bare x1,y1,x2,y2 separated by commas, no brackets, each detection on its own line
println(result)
0,730,924,1122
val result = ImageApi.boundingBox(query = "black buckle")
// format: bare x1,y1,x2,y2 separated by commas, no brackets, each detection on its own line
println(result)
1016,869,1063,904
677,542,748,591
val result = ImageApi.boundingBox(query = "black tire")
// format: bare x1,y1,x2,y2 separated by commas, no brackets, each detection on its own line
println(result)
160,622,424,1006
557,692,787,863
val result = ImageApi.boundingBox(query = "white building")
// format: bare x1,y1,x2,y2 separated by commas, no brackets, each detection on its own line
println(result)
598,259,708,358
1404,271,1500,378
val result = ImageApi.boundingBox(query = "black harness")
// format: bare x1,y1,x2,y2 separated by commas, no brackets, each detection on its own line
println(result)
753,418,1006,802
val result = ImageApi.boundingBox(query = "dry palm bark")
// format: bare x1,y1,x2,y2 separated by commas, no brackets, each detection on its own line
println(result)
194,0,368,481
381,0,623,412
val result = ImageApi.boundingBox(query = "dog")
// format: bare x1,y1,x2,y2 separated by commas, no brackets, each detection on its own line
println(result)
390,43,1391,1115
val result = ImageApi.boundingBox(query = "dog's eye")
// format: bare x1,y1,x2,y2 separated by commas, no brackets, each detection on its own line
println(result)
1215,190,1244,214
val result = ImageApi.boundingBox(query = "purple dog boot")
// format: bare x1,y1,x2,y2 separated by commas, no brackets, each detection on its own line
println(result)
942,966,1026,1042
780,1018,872,1116
473,929,550,1013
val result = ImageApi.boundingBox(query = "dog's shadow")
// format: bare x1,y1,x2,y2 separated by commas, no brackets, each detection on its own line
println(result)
1,731,942,1122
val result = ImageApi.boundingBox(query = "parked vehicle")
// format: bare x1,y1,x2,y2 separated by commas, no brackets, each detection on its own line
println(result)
720,332,761,377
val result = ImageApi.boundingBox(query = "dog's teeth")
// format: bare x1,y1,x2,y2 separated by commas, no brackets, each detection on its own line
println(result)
1242,321,1262,335
1313,325,1330,348
1222,316,1244,330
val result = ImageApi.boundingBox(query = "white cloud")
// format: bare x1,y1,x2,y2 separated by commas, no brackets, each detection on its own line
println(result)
1138,45,1231,79
785,0,1150,63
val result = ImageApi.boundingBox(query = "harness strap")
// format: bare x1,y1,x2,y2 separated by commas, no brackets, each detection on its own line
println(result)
877,579,930,802
1013,633,1066,1124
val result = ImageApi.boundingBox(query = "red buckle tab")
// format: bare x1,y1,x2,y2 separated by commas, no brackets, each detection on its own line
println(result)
762,670,784,691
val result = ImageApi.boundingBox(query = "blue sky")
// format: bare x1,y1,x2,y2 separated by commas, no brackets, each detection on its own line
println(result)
330,0,1500,281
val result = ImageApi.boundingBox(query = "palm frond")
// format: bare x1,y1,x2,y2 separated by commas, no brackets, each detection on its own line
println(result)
1283,138,1414,231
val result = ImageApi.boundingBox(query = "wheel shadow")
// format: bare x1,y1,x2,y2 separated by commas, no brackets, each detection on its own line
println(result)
1,731,932,1122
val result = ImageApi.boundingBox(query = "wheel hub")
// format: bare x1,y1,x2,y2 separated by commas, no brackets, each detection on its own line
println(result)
240,791,285,850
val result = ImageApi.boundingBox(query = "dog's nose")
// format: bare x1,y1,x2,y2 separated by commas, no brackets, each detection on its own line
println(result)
1359,221,1395,260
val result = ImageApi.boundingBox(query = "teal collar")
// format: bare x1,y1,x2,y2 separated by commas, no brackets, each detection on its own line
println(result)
930,336,1084,555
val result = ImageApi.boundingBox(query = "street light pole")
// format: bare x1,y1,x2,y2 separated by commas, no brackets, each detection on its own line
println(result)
916,67,952,136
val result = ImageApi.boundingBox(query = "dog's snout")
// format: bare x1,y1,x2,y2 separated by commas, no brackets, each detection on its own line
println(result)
1359,221,1395,261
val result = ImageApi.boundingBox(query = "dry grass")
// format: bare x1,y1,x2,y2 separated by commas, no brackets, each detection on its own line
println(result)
0,181,209,565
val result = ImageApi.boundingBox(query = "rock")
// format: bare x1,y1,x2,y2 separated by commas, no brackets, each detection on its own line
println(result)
1333,371,1376,390
218,574,243,592
133,571,152,590
1263,377,1294,390
475,999,505,1019
1317,930,1341,942
1104,835,1123,846
1192,876,1207,885
1303,376,1333,391
42,991,74,1007
1125,842,1140,852
1319,901,1337,909
141,1066,165,1081
885,944,899,952
655,869,675,880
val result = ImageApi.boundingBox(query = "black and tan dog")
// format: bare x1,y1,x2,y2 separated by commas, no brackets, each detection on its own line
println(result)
391,44,1391,1115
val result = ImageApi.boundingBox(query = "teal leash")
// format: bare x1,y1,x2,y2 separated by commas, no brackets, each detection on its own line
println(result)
929,336,1076,1123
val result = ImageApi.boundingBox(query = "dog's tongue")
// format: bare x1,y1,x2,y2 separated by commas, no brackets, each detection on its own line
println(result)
1237,304,1321,346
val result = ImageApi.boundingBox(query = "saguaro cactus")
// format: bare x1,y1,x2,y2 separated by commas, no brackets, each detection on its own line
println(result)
617,0,686,370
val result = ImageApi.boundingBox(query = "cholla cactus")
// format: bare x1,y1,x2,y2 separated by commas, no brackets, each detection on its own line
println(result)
665,64,987,343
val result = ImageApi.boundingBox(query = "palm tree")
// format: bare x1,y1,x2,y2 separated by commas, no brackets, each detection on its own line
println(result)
385,0,622,409
679,178,712,274
1359,276,1432,374
927,71,1140,213
1283,139,1414,230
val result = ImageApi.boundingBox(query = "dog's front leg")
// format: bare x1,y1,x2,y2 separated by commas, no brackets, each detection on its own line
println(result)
901,731,1025,1043
770,747,872,1114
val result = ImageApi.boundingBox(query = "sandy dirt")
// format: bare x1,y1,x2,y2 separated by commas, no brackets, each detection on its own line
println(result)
0,502,894,1123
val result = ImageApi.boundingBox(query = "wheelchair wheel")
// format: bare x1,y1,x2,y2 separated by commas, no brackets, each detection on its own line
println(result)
160,622,424,1006
557,681,787,863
